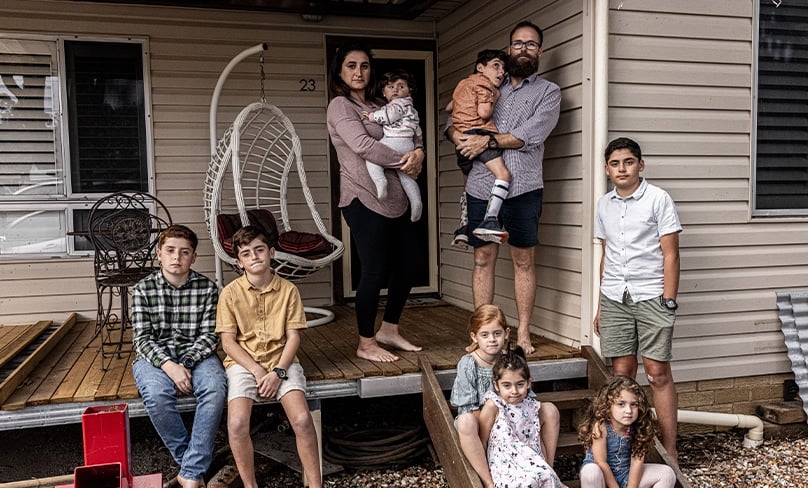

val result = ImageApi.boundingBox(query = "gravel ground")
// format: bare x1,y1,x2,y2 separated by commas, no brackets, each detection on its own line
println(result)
2,400,808,488
678,430,808,488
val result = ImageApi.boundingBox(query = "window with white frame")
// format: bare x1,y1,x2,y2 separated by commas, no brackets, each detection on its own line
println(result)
754,1,808,215
0,37,150,255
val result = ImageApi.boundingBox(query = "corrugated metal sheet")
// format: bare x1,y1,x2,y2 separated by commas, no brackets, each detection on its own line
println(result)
776,291,808,418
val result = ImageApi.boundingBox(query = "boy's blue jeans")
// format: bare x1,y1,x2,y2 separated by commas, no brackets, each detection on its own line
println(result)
133,355,227,480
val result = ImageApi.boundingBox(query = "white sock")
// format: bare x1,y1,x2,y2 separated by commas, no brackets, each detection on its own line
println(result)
485,179,509,218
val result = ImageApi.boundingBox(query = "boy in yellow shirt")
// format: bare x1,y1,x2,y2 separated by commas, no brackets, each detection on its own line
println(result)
215,225,322,488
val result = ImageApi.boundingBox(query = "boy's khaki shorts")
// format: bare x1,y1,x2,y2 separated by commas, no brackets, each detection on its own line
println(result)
226,362,307,402
598,292,675,362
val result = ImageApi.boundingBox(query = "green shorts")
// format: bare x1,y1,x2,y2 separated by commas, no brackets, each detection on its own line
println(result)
598,292,675,362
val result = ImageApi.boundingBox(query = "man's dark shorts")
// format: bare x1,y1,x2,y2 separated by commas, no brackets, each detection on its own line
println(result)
467,188,543,248
455,128,503,175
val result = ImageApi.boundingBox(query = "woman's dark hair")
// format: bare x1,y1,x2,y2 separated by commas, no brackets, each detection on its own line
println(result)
377,69,417,98
328,42,378,102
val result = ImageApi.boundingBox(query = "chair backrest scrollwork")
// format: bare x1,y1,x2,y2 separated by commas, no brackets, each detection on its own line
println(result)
88,192,172,283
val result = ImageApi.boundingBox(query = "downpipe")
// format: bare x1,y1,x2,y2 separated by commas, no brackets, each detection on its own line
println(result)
653,408,765,448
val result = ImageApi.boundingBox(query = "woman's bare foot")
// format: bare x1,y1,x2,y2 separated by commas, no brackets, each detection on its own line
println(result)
376,322,422,352
357,336,399,362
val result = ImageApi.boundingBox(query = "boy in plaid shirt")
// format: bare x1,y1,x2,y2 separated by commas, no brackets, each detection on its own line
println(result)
132,224,227,488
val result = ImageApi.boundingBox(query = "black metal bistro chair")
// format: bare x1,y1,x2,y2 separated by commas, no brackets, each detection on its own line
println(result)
87,191,171,365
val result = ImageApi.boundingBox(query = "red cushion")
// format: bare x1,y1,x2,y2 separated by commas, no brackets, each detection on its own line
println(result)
216,209,279,257
276,230,333,259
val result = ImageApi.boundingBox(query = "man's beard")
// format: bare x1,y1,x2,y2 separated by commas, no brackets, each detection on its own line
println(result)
507,54,539,79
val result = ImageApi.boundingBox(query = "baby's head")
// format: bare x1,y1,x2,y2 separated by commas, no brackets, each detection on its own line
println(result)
474,49,507,87
378,69,415,102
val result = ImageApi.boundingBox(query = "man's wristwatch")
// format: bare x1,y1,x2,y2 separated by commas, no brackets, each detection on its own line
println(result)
273,367,288,380
487,134,499,149
661,297,678,311
181,357,195,369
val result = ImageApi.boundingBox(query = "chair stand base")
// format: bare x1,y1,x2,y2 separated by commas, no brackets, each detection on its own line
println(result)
304,306,334,327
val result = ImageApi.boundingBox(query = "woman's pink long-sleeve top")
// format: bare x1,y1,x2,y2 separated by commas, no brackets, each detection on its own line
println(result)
327,96,422,219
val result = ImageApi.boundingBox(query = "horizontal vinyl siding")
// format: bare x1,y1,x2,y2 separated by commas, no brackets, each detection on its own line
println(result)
0,0,433,324
609,1,808,383
436,0,585,345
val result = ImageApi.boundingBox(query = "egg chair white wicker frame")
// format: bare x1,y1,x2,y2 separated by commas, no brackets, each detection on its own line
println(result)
203,43,344,326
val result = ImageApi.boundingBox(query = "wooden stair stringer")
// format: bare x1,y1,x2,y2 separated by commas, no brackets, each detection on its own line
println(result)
420,356,483,488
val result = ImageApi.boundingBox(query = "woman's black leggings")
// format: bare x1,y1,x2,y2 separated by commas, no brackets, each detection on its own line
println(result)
341,198,419,338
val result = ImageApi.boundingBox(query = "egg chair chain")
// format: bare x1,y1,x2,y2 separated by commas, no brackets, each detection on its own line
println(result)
259,50,267,103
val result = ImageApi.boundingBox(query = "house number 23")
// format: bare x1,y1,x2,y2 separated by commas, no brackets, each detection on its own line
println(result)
299,79,316,91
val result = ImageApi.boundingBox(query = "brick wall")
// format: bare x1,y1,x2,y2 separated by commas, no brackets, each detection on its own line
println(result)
647,373,797,435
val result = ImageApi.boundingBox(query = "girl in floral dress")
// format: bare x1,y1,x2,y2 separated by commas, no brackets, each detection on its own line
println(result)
479,345,564,488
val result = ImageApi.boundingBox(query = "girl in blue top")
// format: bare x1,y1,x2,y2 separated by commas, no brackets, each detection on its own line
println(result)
579,376,675,488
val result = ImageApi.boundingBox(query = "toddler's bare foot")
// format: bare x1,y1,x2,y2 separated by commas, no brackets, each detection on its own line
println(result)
357,338,399,362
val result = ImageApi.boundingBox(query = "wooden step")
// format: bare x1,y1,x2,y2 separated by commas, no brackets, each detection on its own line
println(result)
557,431,582,457
420,356,483,488
536,388,594,411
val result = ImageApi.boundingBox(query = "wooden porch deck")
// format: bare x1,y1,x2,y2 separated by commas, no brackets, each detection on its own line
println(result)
0,301,581,430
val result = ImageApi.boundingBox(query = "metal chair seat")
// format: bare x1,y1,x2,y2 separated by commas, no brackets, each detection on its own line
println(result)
97,268,157,288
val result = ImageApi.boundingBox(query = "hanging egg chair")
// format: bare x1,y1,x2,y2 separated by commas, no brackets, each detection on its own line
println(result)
203,43,343,326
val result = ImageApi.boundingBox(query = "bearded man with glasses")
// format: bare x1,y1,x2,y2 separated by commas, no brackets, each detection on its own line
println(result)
447,20,561,358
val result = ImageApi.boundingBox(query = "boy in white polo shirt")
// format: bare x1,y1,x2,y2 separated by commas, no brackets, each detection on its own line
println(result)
593,137,682,462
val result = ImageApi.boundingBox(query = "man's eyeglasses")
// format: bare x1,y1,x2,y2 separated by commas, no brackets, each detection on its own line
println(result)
510,40,541,51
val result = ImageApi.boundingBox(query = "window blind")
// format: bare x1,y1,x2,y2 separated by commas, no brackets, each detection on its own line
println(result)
0,39,61,197
755,1,808,211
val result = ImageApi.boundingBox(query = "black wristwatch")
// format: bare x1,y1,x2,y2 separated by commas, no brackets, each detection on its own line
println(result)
273,367,288,380
661,297,678,311
487,134,499,149
181,357,195,369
